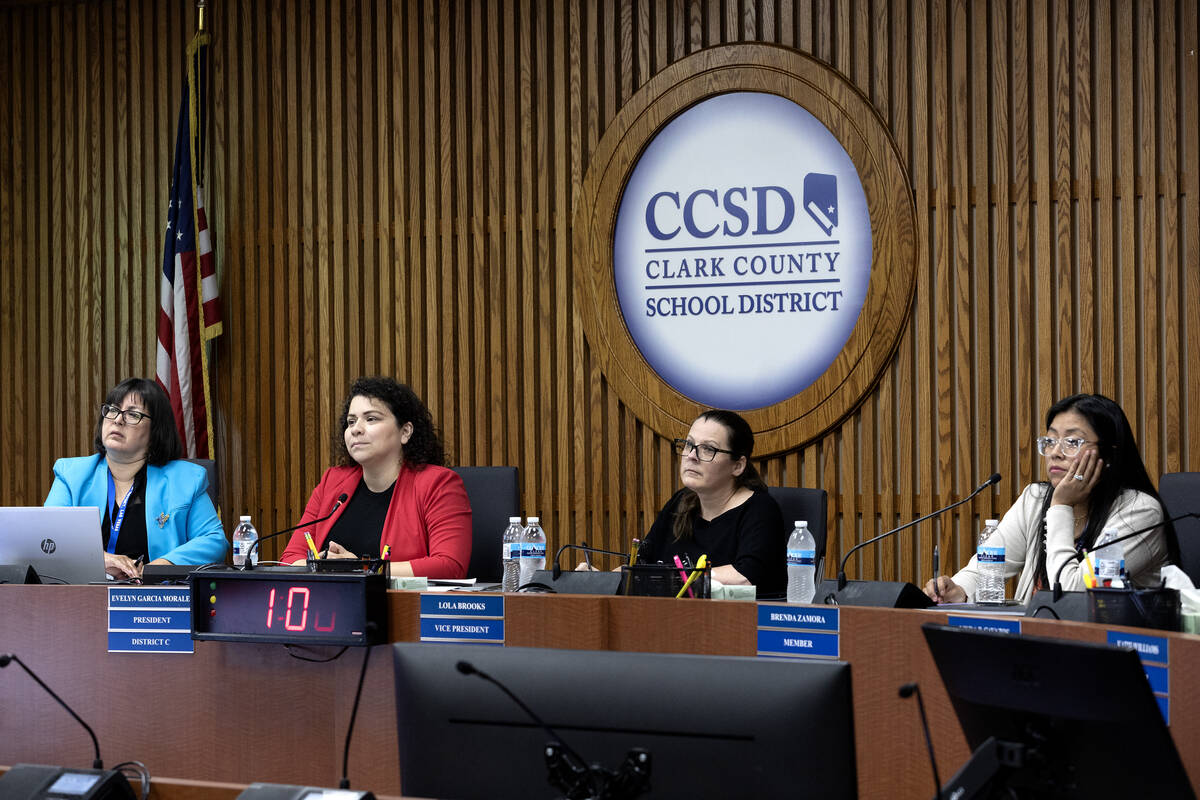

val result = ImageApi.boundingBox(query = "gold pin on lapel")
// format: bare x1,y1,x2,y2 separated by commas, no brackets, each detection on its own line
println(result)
156,513,170,528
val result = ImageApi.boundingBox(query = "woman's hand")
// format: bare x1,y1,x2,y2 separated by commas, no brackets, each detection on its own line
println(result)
104,552,142,580
1051,448,1103,507
922,576,966,604
324,541,358,559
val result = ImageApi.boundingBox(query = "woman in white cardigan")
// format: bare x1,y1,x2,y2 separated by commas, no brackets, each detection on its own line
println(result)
924,393,1177,604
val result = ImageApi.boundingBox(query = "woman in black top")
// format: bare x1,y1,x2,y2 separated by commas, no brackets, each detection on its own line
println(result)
638,409,786,596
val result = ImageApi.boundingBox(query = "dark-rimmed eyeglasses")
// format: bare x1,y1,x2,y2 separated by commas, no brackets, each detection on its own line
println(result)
1035,436,1090,457
672,438,733,462
100,404,151,425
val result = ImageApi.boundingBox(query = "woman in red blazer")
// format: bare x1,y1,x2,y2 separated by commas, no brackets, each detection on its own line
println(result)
280,376,472,578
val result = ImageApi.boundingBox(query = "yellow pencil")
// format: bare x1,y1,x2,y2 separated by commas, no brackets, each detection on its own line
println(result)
303,531,321,560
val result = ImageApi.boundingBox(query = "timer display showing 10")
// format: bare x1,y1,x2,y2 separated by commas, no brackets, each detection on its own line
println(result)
189,570,388,646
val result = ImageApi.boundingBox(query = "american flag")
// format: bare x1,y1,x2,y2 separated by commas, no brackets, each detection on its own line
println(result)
156,32,222,459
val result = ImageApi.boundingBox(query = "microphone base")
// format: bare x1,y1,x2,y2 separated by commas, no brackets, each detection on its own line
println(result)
1023,589,1088,621
0,764,136,799
817,579,933,609
236,783,375,799
529,569,624,595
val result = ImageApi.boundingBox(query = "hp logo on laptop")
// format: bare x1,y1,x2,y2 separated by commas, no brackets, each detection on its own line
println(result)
40,538,56,554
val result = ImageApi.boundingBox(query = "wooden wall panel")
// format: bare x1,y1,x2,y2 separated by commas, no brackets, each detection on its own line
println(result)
1,0,1197,587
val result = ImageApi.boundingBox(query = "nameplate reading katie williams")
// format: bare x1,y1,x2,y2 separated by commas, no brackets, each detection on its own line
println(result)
755,604,839,659
107,586,194,654
418,594,504,646
1108,630,1170,725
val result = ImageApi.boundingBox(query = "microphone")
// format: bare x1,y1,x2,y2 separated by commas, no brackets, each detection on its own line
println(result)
244,492,349,569
838,473,1002,590
339,645,372,790
551,542,631,580
899,682,943,800
0,653,104,769
456,660,592,780
1051,510,1200,601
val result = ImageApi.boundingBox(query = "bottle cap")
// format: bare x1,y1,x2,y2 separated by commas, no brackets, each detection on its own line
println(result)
985,519,999,526
239,515,251,522
527,516,539,524
794,520,807,528
509,516,522,524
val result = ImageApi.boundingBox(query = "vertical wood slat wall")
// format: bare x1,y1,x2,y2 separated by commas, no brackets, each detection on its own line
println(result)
1,0,1196,584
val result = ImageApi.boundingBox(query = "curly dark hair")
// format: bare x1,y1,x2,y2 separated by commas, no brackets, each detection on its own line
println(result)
93,377,183,467
333,376,446,468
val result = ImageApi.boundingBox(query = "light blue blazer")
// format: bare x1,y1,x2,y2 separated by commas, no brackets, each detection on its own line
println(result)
44,454,228,565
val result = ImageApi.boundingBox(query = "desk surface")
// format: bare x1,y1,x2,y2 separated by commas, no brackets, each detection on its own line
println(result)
1,586,1196,798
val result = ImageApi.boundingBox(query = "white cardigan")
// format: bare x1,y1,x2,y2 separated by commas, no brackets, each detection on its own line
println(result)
952,483,1169,604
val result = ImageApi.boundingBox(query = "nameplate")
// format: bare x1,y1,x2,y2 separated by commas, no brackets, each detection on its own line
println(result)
946,615,1021,635
756,603,839,659
1108,630,1169,724
419,594,504,618
107,587,193,653
419,593,504,645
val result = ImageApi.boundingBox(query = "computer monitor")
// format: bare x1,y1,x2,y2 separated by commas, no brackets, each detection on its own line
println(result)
922,623,1195,799
392,643,857,800
0,507,107,584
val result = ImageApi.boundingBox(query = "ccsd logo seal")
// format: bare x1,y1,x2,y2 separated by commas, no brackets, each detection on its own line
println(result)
614,92,871,411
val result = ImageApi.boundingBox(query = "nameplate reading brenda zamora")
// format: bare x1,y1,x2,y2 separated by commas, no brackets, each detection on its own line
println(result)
755,604,839,659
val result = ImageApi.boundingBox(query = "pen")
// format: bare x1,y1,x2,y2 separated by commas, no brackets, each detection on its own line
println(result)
629,538,641,565
675,554,708,599
673,555,696,598
932,544,940,602
381,544,391,561
581,541,593,570
304,531,321,560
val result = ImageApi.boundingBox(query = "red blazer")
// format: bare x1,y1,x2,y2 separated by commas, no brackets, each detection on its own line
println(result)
279,463,472,578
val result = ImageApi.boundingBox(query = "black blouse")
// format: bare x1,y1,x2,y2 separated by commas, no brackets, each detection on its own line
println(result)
101,466,149,560
638,487,786,597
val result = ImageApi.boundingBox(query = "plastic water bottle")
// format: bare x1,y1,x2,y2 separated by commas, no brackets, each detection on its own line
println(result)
1092,527,1126,588
232,515,259,566
519,516,547,586
786,520,817,603
501,516,523,592
975,519,1005,603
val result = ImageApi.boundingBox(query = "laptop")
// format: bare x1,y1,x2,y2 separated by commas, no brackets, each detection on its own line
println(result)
0,507,108,584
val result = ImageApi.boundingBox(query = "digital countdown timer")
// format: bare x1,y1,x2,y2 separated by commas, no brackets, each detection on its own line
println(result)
189,569,388,646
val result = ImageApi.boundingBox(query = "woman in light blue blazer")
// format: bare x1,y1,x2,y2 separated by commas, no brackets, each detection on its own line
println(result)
44,377,228,578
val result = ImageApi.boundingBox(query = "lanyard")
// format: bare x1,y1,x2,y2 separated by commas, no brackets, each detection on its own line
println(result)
105,470,136,554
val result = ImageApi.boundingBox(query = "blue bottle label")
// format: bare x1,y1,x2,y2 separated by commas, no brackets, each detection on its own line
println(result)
523,543,547,559
977,545,1005,565
787,549,816,567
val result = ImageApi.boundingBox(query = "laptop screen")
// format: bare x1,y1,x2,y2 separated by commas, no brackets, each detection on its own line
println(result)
0,507,108,584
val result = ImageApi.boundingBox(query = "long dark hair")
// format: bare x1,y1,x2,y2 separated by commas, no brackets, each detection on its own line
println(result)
93,377,183,467
1031,393,1177,587
333,376,446,468
671,409,766,541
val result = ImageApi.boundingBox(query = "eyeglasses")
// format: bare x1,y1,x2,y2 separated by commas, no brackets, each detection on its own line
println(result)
100,404,151,425
1035,436,1091,457
672,438,734,462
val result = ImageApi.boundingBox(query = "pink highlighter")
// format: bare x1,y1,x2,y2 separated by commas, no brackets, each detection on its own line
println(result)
673,555,695,598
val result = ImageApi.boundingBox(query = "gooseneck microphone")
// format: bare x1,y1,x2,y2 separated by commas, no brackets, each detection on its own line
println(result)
456,660,652,799
551,542,631,580
243,493,349,569
0,653,104,769
900,682,943,800
455,660,592,773
838,473,1002,590
1051,509,1200,601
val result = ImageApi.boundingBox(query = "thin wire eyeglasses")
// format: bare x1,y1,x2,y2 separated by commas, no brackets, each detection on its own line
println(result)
1035,436,1091,457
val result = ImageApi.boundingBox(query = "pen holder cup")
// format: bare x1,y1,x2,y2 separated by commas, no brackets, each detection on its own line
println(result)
306,557,382,574
1087,587,1180,631
621,563,711,599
